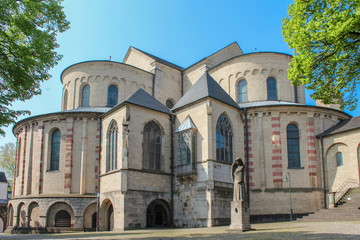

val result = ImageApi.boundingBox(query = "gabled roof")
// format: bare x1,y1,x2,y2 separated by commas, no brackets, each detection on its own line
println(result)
0,172,7,183
184,42,243,71
317,116,360,137
172,72,239,111
124,46,184,71
103,88,172,117
176,115,197,132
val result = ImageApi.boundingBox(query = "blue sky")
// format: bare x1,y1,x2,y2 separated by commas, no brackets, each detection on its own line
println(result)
1,0,358,145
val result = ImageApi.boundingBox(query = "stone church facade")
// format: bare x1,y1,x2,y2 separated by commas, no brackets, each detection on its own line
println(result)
7,42,360,231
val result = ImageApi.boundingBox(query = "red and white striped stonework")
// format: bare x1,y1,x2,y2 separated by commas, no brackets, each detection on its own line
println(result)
95,127,100,192
64,119,74,193
271,117,283,188
36,123,45,194
21,126,28,195
307,118,317,187
13,135,20,197
243,119,255,187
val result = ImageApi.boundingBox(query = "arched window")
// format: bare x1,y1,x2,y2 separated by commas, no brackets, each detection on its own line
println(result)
63,89,68,111
143,121,162,171
81,85,90,107
237,80,248,103
50,130,61,171
267,77,278,100
287,124,300,168
336,152,343,167
107,121,117,172
107,85,118,107
55,210,71,227
216,114,233,162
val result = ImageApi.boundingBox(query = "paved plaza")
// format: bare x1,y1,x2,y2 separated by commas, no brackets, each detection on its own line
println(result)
1,221,360,240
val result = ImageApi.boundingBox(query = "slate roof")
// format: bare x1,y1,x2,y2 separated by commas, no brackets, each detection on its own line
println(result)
172,72,239,110
131,47,184,71
238,101,301,108
0,172,7,183
64,107,112,113
123,88,172,114
317,116,360,137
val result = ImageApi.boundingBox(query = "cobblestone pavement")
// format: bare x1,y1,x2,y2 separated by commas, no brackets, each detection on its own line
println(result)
2,221,360,240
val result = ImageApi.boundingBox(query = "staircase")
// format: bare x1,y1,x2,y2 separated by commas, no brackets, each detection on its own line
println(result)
298,188,360,222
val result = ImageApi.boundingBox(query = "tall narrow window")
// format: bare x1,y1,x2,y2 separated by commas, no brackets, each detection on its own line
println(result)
107,85,118,107
50,130,61,171
237,80,248,103
216,114,233,162
267,77,278,100
336,152,343,167
287,124,300,168
107,121,117,172
16,138,21,177
81,85,90,107
63,89,68,111
143,121,162,171
294,86,299,103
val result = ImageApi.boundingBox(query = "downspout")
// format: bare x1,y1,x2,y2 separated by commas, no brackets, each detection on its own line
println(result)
181,71,184,96
152,74,155,97
320,136,327,209
96,117,102,231
169,114,175,226
244,108,250,205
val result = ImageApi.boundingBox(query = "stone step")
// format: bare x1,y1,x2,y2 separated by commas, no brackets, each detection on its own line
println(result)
297,187,360,222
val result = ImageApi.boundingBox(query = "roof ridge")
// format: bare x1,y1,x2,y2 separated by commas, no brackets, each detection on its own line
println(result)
173,72,239,110
130,46,184,71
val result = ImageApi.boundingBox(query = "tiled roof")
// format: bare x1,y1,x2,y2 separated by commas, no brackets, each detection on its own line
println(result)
173,72,239,110
125,88,172,114
317,116,360,137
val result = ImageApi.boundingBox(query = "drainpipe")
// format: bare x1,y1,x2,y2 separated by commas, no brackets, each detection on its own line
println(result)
152,74,155,97
320,136,327,209
96,118,102,231
181,71,184,96
169,114,175,227
244,108,250,205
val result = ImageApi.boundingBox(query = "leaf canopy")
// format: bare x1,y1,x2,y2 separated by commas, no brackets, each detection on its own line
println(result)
282,0,360,110
0,0,69,136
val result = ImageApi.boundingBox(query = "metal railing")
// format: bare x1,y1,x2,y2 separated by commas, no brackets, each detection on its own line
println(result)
334,178,359,205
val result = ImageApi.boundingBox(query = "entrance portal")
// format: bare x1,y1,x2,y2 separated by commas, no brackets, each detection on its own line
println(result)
146,199,171,228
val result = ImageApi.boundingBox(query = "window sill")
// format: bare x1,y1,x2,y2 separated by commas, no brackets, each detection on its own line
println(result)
288,167,304,170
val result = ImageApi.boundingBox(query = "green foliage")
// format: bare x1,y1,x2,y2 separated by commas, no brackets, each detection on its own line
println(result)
0,142,16,189
282,0,360,110
0,0,70,136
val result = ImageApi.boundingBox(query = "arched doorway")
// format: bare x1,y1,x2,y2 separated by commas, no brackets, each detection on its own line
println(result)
107,205,114,231
55,210,71,227
146,199,171,228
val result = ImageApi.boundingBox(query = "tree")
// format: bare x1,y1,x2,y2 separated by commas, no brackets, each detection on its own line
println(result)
282,0,360,110
0,143,16,189
0,0,70,136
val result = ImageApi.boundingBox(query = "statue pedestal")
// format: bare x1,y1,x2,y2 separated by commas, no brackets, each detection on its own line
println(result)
230,200,251,231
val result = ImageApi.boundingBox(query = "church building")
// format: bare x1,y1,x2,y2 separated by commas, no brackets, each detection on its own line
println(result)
7,42,360,231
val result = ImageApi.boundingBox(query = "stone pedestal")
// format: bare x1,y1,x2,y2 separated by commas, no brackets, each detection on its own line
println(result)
230,200,251,231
